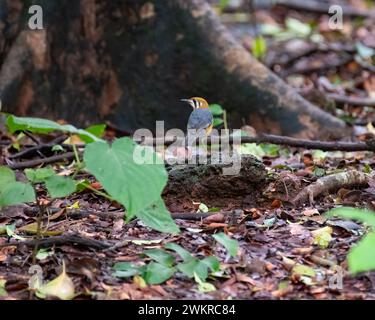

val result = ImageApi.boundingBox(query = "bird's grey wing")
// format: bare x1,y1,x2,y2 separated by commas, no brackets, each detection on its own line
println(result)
186,110,213,147
187,109,213,130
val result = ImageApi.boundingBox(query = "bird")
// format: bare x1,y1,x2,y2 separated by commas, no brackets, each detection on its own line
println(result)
181,97,213,149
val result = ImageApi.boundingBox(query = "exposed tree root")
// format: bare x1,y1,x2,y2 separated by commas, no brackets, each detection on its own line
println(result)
292,170,369,206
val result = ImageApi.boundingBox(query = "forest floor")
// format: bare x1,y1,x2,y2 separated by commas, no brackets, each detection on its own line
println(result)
1,0,375,300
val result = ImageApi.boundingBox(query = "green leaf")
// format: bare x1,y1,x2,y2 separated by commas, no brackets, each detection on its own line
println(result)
36,248,54,261
252,36,267,59
213,232,239,257
260,24,283,36
201,256,220,273
80,124,106,143
348,232,375,274
209,104,224,116
259,143,280,157
0,167,15,189
51,145,64,152
0,182,35,208
213,118,224,127
364,163,372,174
326,207,375,229
285,18,311,37
0,279,7,297
144,249,175,267
165,243,194,262
177,259,208,280
311,226,332,249
219,0,230,9
25,167,55,183
198,203,209,213
144,262,175,285
6,115,66,134
239,143,265,160
84,137,167,216
6,115,101,143
44,175,76,198
136,198,179,234
112,262,141,278
6,224,26,241
194,272,216,293
292,264,316,277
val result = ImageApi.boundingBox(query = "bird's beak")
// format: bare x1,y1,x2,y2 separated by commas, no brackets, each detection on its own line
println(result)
181,99,195,109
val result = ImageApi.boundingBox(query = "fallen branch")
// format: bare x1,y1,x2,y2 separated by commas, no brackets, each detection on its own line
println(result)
269,43,355,68
284,55,352,76
4,133,375,171
139,134,375,152
8,135,68,159
22,206,242,221
292,170,369,206
274,0,375,19
0,235,111,250
327,93,375,107
6,151,77,170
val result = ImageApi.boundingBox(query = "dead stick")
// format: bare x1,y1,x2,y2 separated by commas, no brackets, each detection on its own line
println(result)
274,0,375,19
0,235,111,250
327,93,375,107
6,152,77,169
8,135,68,159
5,133,375,171
24,207,240,221
138,134,375,152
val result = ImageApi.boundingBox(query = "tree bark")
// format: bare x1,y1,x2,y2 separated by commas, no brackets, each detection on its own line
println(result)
0,0,348,139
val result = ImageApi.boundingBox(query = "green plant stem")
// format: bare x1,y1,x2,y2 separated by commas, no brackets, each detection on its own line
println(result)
81,182,114,201
32,187,45,265
223,110,228,131
71,141,84,179
72,143,81,167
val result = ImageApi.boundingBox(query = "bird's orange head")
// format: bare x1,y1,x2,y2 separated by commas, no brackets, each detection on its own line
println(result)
181,97,209,109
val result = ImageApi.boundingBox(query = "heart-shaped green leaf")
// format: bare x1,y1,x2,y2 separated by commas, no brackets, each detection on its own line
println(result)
144,262,175,285
144,249,175,267
84,138,167,215
0,182,35,208
348,232,375,274
213,233,239,257
44,175,76,198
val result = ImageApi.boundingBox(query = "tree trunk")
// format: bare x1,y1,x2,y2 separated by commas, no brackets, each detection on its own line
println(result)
0,0,348,139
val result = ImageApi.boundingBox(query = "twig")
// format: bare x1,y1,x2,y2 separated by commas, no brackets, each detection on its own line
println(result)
138,134,375,152
327,93,375,107
284,55,352,76
8,135,67,159
23,131,41,145
23,206,240,221
309,255,336,268
274,0,375,19
6,151,78,169
270,43,355,68
4,133,375,171
292,170,369,206
0,235,111,250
